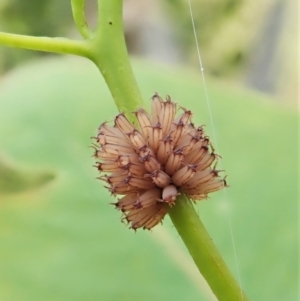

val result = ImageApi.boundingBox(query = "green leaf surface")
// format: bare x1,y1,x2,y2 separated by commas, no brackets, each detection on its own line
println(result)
0,57,297,301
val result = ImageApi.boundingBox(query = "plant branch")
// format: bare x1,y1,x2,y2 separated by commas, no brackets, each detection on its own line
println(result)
0,32,91,58
168,194,249,301
71,0,93,39
91,0,145,119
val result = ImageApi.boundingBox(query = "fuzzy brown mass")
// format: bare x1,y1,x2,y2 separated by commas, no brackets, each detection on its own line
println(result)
92,94,226,230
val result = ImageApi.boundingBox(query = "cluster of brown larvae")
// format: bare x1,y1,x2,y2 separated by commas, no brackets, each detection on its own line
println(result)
92,94,226,230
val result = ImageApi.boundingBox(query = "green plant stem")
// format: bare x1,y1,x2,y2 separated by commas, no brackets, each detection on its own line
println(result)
71,0,92,39
90,0,145,118
169,194,249,301
0,0,144,117
0,32,91,57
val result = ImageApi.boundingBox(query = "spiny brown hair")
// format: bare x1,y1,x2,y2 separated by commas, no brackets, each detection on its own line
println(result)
92,94,226,230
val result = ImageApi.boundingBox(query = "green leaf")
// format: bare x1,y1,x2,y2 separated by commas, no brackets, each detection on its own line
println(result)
0,57,297,301
0,157,55,194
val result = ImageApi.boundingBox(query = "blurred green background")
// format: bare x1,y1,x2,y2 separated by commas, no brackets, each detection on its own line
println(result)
0,0,297,104
0,1,298,301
